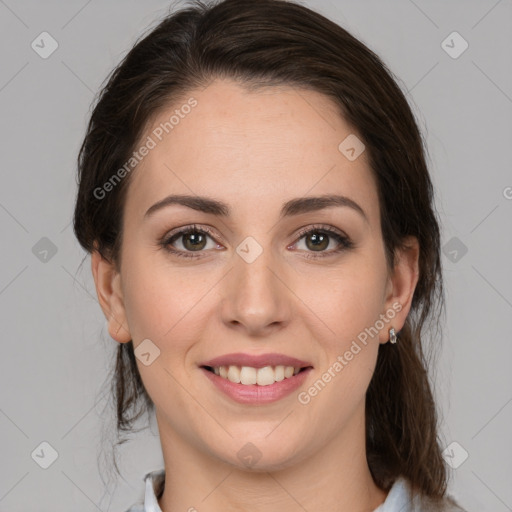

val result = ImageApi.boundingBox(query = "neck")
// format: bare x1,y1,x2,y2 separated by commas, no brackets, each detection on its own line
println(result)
156,408,388,512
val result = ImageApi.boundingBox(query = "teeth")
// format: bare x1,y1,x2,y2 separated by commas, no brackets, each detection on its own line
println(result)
211,365,303,386
256,366,275,386
240,366,257,385
275,365,285,381
227,365,241,383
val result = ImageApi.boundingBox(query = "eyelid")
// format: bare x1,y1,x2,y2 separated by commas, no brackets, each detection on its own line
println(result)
165,223,216,239
293,223,348,243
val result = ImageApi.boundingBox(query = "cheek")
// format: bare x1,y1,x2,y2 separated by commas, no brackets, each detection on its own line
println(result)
121,249,206,342
301,261,387,345
120,257,205,403
300,270,384,421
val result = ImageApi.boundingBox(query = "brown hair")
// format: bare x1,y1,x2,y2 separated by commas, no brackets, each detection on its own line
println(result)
73,0,449,500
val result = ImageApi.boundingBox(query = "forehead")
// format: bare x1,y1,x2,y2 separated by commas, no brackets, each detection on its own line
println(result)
124,78,379,225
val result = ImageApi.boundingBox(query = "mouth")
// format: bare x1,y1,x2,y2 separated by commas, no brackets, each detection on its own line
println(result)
201,364,313,386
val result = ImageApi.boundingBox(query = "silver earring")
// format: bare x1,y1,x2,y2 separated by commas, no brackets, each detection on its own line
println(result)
389,327,397,344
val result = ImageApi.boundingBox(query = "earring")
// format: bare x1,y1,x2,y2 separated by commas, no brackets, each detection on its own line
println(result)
389,327,397,344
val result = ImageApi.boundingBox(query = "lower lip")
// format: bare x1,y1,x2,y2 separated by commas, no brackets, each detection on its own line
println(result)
201,367,313,405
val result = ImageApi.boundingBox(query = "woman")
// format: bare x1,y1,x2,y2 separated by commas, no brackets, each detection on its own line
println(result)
73,0,466,510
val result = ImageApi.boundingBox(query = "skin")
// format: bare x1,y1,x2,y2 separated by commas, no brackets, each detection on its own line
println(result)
91,78,419,512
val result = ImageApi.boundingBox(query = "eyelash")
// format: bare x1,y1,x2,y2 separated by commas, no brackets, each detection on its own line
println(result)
159,223,354,260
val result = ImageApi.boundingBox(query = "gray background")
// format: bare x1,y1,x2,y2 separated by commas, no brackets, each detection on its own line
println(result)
1,0,511,511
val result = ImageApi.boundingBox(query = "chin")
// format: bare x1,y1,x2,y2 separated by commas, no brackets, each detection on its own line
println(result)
214,435,309,473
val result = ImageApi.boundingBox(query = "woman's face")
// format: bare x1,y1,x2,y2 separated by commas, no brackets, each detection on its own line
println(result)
92,78,418,471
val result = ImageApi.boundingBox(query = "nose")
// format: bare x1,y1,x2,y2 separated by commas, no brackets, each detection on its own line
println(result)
219,241,292,337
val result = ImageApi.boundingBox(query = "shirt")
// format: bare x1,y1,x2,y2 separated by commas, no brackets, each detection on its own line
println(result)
124,469,466,512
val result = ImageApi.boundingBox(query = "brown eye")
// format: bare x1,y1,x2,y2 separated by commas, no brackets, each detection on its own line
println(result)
293,225,354,259
160,225,219,259
177,230,208,251
304,231,330,251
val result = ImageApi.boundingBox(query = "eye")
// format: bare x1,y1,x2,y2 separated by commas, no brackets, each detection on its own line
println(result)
159,224,221,259
291,224,354,259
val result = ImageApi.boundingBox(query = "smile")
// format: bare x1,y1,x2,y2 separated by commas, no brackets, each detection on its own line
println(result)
201,365,313,404
204,365,307,386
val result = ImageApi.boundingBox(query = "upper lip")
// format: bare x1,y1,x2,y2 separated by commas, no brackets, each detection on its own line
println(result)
200,353,313,369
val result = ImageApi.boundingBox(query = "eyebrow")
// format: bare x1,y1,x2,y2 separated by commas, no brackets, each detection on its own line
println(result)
144,194,368,223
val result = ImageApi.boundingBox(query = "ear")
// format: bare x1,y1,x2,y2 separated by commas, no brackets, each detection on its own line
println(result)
90,247,132,343
379,236,420,344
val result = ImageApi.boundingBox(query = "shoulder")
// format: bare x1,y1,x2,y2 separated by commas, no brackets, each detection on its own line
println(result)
419,494,467,512
417,497,467,512
380,477,467,512
122,468,165,512
411,484,467,512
